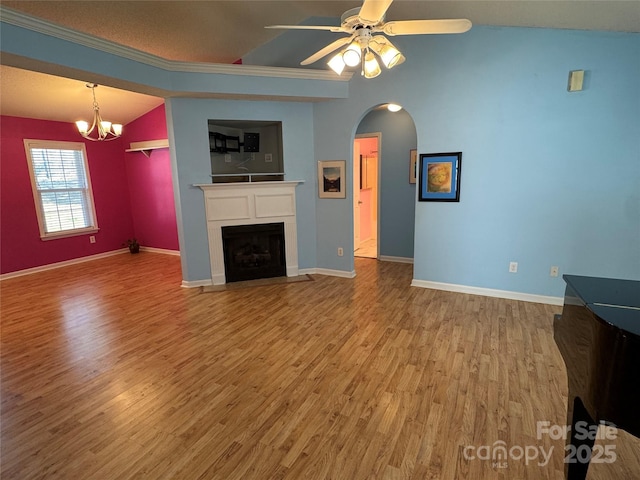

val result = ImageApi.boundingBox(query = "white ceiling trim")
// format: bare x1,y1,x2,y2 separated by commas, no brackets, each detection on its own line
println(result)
0,6,352,82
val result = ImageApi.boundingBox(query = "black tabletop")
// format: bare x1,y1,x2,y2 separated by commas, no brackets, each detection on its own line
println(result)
563,274,640,338
563,274,640,308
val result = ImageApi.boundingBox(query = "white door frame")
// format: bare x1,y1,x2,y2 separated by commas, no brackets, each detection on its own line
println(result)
354,132,381,260
353,140,361,251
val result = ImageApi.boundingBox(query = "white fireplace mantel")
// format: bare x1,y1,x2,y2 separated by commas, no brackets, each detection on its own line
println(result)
196,181,304,285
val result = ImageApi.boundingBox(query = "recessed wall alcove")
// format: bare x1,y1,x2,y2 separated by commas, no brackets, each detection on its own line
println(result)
208,120,284,183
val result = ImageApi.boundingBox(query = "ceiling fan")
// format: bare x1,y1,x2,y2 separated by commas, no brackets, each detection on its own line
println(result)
265,0,472,78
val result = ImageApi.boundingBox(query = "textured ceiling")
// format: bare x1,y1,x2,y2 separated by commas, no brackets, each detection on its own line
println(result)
0,66,164,125
1,1,360,64
1,0,639,124
3,1,640,65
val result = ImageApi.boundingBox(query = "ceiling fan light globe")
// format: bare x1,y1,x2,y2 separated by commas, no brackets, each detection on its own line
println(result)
380,44,403,68
364,52,381,79
342,43,361,67
328,53,346,75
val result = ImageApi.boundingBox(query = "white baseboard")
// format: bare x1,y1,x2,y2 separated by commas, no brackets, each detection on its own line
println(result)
181,279,213,288
410,279,564,306
379,255,414,264
310,268,356,279
0,249,128,280
140,246,180,256
298,268,317,276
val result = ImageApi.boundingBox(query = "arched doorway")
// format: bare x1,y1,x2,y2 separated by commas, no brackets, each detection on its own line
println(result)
352,105,418,268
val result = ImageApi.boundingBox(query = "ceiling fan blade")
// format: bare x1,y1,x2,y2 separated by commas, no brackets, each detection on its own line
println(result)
382,19,472,36
265,25,345,33
300,37,352,65
358,0,394,24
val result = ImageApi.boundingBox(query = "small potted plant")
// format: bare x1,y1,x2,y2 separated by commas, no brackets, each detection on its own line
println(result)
124,238,140,254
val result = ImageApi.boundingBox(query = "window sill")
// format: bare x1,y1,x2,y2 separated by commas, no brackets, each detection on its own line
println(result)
40,227,99,241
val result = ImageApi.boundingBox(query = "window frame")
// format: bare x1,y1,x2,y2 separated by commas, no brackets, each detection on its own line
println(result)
23,139,99,241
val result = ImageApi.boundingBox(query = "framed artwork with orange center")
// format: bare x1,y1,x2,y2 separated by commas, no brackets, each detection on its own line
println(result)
418,152,462,202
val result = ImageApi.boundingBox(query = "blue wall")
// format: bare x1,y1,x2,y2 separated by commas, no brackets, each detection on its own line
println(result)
243,17,340,69
0,17,349,101
312,26,640,296
356,109,417,259
2,14,639,297
166,98,317,282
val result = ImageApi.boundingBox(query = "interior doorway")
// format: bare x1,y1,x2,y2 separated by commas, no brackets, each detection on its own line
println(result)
353,133,380,259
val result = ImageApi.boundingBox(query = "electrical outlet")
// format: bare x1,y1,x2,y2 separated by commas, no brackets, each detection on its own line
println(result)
251,153,256,161
550,266,559,277
224,154,231,163
265,153,273,163
509,261,518,273
337,247,344,257
89,235,96,244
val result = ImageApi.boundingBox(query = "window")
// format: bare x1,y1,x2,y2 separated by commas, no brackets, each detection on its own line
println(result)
24,140,98,240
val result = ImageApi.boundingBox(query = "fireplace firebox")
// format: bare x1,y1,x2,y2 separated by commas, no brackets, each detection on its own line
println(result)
221,223,286,282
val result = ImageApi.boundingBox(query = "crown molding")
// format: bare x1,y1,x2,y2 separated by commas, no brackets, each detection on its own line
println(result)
0,6,353,82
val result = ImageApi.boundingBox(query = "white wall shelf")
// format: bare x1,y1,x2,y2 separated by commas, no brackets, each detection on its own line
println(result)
125,139,169,157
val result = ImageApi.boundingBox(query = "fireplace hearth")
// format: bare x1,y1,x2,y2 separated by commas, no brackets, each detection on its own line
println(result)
222,223,286,282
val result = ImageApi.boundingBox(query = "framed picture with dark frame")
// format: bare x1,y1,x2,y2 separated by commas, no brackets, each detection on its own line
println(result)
418,152,462,202
318,160,346,198
409,149,417,184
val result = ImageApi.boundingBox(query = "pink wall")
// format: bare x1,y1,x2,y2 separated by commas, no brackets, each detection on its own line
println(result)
122,104,179,251
358,137,377,156
0,116,135,274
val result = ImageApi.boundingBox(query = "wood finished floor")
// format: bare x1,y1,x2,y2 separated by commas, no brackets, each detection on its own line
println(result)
355,238,377,259
1,253,638,479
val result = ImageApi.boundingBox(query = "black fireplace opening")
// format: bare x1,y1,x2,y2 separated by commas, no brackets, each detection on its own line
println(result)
221,223,286,282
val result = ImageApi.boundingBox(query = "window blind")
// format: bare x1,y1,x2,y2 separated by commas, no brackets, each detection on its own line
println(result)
24,141,97,238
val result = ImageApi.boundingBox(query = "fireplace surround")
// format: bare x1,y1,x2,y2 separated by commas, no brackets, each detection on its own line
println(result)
197,181,302,284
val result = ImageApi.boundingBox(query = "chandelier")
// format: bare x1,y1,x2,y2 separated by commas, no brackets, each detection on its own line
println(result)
326,29,405,79
76,83,122,141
